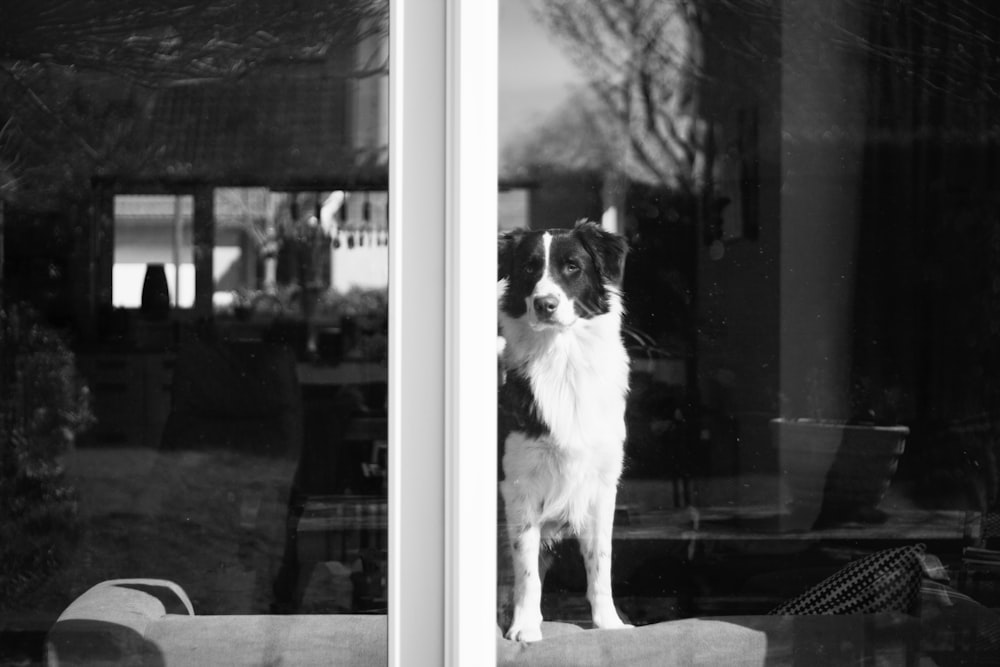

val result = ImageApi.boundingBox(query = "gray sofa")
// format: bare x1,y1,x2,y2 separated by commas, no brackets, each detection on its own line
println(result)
45,579,385,667
45,577,1000,665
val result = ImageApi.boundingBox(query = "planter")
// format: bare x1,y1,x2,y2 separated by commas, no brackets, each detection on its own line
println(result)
315,327,345,365
770,418,908,531
263,319,309,359
140,263,171,321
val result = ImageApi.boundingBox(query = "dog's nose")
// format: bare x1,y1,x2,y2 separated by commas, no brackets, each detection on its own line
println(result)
533,296,559,317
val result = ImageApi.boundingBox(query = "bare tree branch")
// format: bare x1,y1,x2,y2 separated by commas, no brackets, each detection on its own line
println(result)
531,0,1000,195
0,66,100,161
531,0,706,193
1,0,388,85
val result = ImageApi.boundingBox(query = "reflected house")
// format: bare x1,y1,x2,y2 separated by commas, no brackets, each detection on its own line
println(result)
88,33,389,325
0,22,389,442
53,33,392,451
76,28,392,615
0,12,394,650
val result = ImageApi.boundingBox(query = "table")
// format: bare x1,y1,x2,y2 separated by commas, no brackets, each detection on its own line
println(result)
296,361,387,387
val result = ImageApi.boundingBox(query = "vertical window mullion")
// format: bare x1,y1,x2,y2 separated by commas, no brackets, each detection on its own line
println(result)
389,0,448,664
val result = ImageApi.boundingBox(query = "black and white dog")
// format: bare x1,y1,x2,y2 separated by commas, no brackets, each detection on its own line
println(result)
498,220,631,642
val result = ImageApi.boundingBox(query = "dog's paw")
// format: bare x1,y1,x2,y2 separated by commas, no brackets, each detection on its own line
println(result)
592,606,632,631
505,621,543,643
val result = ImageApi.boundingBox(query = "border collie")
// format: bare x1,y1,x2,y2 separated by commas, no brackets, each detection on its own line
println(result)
497,220,631,642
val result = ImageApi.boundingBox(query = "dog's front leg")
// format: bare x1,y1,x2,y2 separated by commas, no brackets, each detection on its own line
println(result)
580,484,630,630
505,521,544,642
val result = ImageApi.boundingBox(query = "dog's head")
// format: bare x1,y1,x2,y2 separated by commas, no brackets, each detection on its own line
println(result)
498,220,628,330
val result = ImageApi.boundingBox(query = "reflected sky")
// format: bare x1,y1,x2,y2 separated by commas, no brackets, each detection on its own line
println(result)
499,0,580,149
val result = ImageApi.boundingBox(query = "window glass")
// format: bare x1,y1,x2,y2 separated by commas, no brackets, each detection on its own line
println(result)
498,0,1000,660
1,2,389,663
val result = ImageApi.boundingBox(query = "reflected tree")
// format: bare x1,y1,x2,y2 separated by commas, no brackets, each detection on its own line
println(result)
0,0,387,81
527,0,1000,484
530,0,708,194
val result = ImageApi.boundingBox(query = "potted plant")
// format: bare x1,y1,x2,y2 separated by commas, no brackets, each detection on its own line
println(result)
772,371,909,530
230,288,260,321
314,288,388,362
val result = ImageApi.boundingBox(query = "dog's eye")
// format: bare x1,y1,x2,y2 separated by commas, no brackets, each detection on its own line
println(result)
564,262,580,274
524,261,541,274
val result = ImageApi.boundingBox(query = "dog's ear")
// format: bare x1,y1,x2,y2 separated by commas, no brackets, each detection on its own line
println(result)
498,229,525,281
574,220,628,285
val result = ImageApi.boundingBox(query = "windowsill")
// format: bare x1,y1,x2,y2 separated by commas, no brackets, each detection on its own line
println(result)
616,504,976,543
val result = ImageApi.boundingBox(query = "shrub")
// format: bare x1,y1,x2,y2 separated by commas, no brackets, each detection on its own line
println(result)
0,304,93,605
317,286,389,325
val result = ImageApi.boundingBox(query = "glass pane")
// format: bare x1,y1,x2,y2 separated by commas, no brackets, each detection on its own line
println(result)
498,0,1000,661
1,2,389,664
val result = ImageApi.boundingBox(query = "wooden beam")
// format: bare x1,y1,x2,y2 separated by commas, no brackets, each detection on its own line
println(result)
192,186,215,318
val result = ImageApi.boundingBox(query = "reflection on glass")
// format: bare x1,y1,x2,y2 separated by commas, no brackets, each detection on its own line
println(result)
1,1,388,664
498,0,1000,661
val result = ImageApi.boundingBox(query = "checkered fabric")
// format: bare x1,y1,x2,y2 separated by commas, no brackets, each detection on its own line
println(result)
770,544,925,615
983,512,1000,540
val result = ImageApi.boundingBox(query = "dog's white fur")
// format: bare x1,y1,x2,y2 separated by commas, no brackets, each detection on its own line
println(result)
498,235,631,642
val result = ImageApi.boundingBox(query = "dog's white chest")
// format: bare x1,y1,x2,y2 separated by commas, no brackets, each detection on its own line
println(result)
527,340,627,452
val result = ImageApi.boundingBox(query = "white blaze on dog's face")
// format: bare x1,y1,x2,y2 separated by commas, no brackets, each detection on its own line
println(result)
526,233,578,329
498,222,627,332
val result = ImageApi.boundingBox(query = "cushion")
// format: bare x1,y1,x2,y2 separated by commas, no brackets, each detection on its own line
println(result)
47,579,387,667
495,619,767,666
920,580,1000,659
770,544,925,615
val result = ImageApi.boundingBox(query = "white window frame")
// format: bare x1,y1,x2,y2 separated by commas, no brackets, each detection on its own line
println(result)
388,0,444,663
390,1,496,664
445,1,498,665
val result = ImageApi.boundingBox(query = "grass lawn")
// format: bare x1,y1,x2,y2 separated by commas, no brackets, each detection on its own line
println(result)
2,446,299,627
